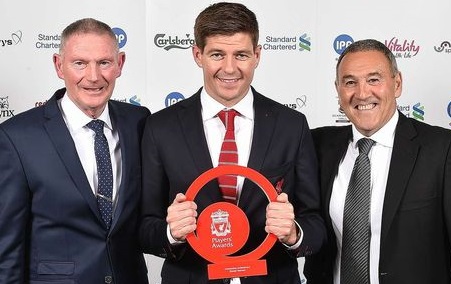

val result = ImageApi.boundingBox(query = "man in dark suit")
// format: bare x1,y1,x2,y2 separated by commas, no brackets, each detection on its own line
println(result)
0,18,149,283
303,39,451,284
139,2,326,284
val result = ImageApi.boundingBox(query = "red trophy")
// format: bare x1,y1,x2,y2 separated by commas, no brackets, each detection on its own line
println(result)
185,165,278,280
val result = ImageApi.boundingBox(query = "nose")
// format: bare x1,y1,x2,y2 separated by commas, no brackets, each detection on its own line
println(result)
223,56,236,74
86,63,100,81
356,81,370,99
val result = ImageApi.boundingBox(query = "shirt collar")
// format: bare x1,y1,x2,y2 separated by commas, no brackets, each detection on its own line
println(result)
351,110,398,149
59,92,113,132
200,88,254,121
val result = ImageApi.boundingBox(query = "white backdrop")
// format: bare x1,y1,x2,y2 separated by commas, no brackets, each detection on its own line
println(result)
1,0,451,283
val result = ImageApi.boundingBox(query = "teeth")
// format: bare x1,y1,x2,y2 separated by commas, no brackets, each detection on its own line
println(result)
357,103,375,110
219,78,238,83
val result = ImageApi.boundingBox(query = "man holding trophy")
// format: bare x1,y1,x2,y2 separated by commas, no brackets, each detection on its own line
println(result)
139,2,326,283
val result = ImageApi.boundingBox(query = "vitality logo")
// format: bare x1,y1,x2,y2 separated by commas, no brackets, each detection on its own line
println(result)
385,37,420,58
412,102,424,121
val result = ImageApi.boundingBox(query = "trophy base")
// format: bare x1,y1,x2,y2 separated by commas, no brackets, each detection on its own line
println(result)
207,259,267,280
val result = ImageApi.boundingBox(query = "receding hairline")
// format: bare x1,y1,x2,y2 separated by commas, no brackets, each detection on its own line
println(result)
59,18,119,53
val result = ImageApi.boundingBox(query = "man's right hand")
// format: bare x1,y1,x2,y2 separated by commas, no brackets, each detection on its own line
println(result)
166,193,198,241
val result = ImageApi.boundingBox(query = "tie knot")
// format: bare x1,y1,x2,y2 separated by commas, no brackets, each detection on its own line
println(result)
218,109,238,131
357,138,375,155
86,120,105,136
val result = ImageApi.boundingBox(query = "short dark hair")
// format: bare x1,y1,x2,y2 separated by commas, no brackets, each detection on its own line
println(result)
336,39,399,80
194,2,259,51
59,18,118,53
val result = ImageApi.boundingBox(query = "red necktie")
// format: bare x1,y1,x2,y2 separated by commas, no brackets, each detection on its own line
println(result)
217,109,239,203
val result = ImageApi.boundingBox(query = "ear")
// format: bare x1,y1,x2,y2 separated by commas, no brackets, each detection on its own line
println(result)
394,71,403,98
53,53,64,80
116,51,126,78
192,45,203,67
254,45,262,68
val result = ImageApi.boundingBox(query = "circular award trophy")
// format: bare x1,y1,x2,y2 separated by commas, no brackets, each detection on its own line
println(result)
185,165,278,280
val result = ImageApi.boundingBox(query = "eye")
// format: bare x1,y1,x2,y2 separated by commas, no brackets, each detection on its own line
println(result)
367,77,381,85
210,53,224,61
72,61,87,70
343,80,356,87
236,53,250,61
99,60,112,69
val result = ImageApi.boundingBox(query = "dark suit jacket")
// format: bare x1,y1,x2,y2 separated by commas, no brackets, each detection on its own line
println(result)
304,112,451,284
139,87,326,284
0,88,150,284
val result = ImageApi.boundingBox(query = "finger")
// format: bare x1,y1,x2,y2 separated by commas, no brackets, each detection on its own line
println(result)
276,192,289,203
173,193,187,204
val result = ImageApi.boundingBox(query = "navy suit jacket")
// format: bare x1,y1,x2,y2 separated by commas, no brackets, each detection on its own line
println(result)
0,88,150,284
139,87,326,284
304,112,451,284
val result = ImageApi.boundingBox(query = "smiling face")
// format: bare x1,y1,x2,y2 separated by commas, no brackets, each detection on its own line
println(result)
53,32,125,118
192,32,261,107
336,50,402,136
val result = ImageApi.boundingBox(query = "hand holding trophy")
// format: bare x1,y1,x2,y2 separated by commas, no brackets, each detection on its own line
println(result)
185,165,278,280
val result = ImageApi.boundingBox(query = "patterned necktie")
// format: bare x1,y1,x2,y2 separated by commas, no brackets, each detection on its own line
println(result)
217,109,239,204
341,138,375,284
86,120,113,229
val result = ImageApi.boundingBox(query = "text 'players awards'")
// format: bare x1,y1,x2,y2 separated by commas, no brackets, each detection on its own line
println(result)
185,165,278,280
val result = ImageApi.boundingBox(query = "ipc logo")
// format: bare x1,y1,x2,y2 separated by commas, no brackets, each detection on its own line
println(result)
165,92,185,107
334,34,354,55
448,101,451,118
112,27,127,48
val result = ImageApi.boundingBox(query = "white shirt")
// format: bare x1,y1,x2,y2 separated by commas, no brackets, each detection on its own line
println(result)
330,111,398,284
58,94,122,206
201,88,254,201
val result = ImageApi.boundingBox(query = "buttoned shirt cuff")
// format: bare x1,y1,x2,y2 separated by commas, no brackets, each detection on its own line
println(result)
167,224,186,245
282,220,303,250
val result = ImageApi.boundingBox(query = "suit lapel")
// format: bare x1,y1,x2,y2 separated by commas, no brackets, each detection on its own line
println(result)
178,91,222,204
322,127,352,230
108,103,128,231
381,113,419,242
43,90,103,225
239,90,276,208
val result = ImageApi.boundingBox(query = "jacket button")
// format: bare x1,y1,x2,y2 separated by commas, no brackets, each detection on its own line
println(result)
105,275,113,283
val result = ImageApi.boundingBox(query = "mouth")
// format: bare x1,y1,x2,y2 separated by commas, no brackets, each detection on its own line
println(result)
356,103,376,110
83,87,104,93
218,77,239,83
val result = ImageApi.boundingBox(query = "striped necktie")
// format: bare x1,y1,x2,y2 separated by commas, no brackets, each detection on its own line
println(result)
217,109,239,204
341,138,375,284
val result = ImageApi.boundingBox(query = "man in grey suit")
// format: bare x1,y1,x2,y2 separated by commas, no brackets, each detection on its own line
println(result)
304,39,451,284
0,18,149,283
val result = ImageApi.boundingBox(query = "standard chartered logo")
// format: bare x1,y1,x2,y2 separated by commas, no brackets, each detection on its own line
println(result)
299,33,311,51
412,103,424,121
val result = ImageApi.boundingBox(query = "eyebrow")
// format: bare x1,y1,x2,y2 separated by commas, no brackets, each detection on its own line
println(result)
341,71,383,80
